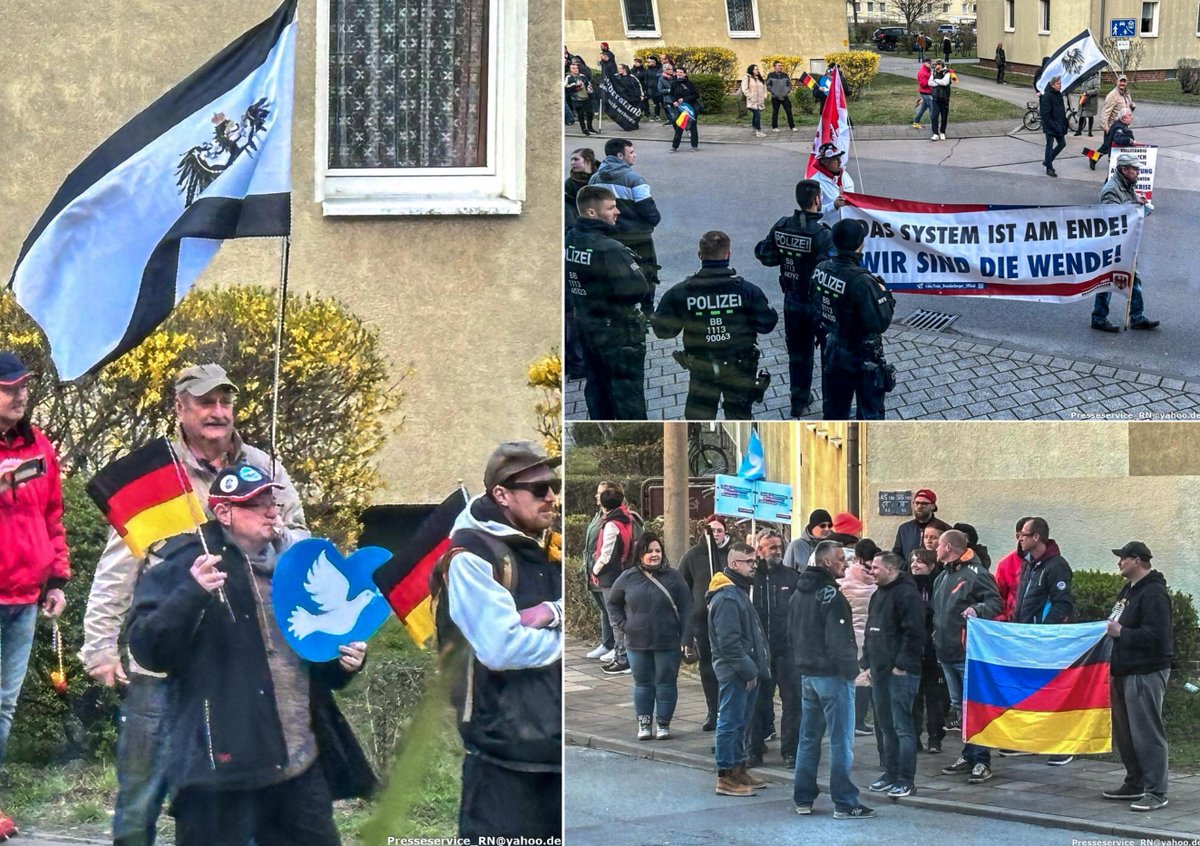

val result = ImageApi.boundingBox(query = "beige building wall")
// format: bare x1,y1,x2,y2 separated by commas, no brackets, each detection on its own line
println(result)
1,0,560,504
862,422,1200,602
980,0,1200,76
566,0,849,78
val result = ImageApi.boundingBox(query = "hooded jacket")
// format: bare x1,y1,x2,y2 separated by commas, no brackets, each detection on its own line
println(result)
680,534,729,630
1110,569,1173,677
931,554,1000,664
783,528,822,570
706,569,769,683
751,557,800,656
589,156,661,237
788,566,860,680
1014,540,1073,624
0,420,69,605
992,548,1022,622
862,571,926,676
837,562,876,658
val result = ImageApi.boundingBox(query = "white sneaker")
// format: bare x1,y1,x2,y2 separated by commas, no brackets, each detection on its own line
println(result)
940,133,947,140
791,127,799,132
772,128,780,132
931,135,939,141
586,644,609,659
599,649,616,662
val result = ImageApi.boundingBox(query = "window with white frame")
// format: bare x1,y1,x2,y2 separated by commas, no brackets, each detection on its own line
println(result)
1005,0,1015,30
725,0,759,37
867,1,874,12
316,0,527,216
1039,0,1050,32
1140,1,1159,36
621,0,659,36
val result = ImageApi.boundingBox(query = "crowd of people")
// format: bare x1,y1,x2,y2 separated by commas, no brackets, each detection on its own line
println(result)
0,350,565,844
579,485,1177,818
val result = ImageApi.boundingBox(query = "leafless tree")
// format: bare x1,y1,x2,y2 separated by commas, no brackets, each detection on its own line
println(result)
892,0,936,35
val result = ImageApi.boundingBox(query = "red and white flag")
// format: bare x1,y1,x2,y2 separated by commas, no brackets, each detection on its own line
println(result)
806,67,851,180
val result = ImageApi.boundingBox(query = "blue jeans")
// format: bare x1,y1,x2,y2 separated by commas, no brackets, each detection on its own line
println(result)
590,590,614,650
793,675,860,811
749,108,761,131
913,93,932,124
939,660,990,766
714,677,758,769
873,671,921,785
0,604,38,767
114,675,172,846
627,648,681,721
1093,274,1146,324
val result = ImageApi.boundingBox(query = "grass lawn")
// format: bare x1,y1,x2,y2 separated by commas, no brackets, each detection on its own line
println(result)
954,62,1200,105
700,72,1020,128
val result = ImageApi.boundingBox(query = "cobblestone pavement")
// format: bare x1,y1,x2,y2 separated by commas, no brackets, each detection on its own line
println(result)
564,636,1200,841
566,323,1200,421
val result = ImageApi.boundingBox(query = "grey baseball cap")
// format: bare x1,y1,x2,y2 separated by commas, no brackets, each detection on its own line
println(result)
175,363,238,396
1114,153,1139,169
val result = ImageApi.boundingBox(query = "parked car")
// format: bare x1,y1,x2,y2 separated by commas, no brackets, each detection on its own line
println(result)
872,26,916,51
937,23,957,35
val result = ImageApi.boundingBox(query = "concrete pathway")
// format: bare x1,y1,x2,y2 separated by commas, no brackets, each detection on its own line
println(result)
564,636,1200,841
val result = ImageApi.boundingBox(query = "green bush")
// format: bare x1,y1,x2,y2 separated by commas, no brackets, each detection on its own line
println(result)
564,512,590,562
1179,58,1200,95
1072,569,1199,675
793,84,818,115
690,73,728,115
564,555,601,640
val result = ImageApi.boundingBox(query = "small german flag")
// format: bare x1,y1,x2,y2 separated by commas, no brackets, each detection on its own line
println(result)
370,489,468,646
675,103,695,130
1083,148,1103,162
86,439,205,559
948,67,959,83
798,72,817,90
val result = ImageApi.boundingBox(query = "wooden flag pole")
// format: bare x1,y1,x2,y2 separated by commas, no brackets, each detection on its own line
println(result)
167,439,236,620
270,235,292,470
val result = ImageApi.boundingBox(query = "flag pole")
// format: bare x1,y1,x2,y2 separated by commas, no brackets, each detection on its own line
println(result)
270,235,292,470
167,438,235,619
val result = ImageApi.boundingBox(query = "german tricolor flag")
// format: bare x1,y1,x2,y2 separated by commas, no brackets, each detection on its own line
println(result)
797,71,817,90
369,489,468,646
86,439,205,558
1083,148,1103,162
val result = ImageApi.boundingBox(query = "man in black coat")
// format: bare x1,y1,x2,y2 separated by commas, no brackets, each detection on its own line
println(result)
1104,542,1174,811
891,488,950,562
128,464,375,846
1040,75,1068,177
746,530,801,768
862,552,926,798
679,518,730,730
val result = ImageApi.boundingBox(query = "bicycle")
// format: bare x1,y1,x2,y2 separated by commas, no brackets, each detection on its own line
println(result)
687,423,731,477
1022,98,1080,134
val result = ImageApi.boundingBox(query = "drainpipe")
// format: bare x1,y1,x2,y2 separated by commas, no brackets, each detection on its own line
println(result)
846,423,861,518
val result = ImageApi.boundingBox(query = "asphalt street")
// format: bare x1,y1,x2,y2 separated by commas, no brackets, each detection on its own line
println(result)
566,747,1107,846
604,127,1200,384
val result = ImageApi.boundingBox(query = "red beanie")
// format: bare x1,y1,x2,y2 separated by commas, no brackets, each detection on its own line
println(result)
914,488,937,504
832,511,862,535
601,42,609,49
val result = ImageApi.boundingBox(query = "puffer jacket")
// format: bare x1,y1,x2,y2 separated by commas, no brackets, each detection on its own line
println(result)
931,554,1000,664
739,75,767,110
706,570,770,684
837,562,876,659
0,421,69,604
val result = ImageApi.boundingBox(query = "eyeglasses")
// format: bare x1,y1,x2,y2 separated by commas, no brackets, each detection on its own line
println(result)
505,479,562,498
235,498,280,513
816,522,832,528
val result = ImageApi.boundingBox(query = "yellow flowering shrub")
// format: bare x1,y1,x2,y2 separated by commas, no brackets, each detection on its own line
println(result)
759,55,808,77
636,45,738,78
527,353,561,459
824,51,881,100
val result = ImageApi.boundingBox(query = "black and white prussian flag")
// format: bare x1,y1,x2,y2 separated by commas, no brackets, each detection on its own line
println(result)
9,0,297,381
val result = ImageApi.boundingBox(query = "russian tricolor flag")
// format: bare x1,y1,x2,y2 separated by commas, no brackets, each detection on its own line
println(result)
965,619,1112,755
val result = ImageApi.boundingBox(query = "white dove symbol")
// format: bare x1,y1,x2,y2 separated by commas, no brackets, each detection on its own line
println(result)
287,551,376,640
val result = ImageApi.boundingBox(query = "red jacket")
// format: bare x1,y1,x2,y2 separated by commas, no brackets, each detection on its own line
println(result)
992,548,1021,622
917,64,933,95
0,422,70,604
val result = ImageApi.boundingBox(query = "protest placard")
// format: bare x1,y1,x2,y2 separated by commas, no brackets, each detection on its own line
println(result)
1107,144,1157,199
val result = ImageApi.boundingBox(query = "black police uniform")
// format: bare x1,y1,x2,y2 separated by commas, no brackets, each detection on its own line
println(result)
755,210,833,415
652,263,778,419
565,217,650,419
812,249,895,420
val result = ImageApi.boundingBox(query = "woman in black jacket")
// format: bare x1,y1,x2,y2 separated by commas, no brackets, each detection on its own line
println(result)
607,532,693,740
669,67,702,151
909,549,948,753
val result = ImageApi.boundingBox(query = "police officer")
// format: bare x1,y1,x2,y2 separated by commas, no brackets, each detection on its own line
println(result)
812,219,895,420
653,231,778,419
565,185,650,419
755,179,833,417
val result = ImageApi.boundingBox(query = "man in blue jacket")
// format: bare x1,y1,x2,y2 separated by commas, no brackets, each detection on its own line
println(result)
706,542,770,797
590,138,662,310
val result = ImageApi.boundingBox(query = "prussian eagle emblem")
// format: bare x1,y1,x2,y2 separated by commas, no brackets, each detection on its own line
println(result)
1062,47,1085,76
176,98,271,206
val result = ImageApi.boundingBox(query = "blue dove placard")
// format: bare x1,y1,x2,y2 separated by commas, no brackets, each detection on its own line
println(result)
272,538,394,662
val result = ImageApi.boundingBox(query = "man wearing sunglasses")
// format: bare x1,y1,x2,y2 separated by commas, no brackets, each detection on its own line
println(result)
784,509,833,570
435,440,563,841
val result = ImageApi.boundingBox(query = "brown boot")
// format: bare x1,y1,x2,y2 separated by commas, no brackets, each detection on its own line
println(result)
733,763,770,788
715,769,755,796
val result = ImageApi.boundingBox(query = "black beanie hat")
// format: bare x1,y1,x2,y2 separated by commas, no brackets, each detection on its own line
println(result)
807,509,833,531
831,219,868,252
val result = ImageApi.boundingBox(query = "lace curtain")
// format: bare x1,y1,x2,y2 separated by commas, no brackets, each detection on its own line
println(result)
328,0,488,169
726,0,756,32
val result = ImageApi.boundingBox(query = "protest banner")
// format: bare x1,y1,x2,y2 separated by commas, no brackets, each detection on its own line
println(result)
714,475,793,524
714,474,756,519
753,480,793,524
1107,144,1157,199
841,194,1145,303
598,74,641,131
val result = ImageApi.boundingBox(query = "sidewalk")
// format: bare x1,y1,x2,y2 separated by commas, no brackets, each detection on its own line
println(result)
566,323,1200,420
564,636,1200,841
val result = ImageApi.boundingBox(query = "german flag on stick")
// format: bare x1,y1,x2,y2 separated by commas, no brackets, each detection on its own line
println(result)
371,488,468,646
1083,148,1103,162
86,438,206,559
797,72,817,90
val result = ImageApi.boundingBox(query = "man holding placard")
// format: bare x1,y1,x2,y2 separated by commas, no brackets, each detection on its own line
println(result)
1091,154,1159,333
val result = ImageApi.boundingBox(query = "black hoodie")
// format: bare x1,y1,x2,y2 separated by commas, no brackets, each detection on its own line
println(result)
788,566,859,680
1110,569,1174,677
680,535,729,630
862,571,926,676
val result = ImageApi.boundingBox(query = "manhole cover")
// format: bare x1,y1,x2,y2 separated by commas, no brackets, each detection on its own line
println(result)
902,308,960,331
